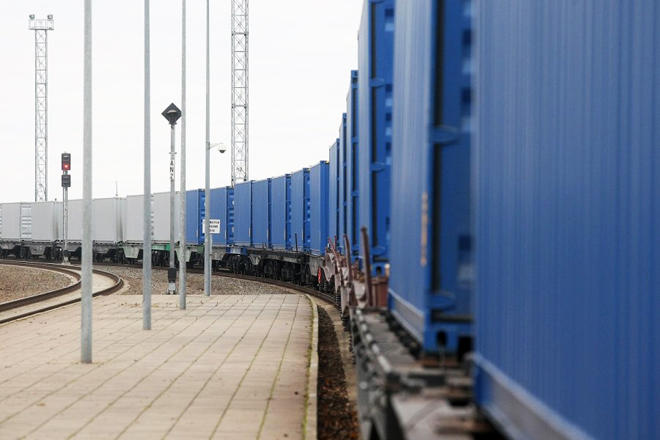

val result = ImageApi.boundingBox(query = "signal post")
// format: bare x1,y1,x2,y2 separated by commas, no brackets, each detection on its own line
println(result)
61,152,71,263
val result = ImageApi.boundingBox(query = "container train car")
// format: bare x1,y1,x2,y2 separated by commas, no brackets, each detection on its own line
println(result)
1,0,657,439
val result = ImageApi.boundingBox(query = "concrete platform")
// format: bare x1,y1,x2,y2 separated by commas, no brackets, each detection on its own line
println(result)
0,294,314,439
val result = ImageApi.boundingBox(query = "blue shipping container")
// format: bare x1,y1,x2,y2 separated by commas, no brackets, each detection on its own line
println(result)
475,2,659,439
185,189,203,245
270,174,291,250
233,181,252,247
328,141,339,248
338,114,348,253
389,0,472,354
252,179,270,249
358,0,394,273
309,161,329,255
290,169,310,252
346,70,360,259
209,187,233,246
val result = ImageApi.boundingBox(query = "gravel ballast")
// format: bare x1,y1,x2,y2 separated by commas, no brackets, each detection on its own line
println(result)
317,306,360,439
0,266,73,303
94,265,295,296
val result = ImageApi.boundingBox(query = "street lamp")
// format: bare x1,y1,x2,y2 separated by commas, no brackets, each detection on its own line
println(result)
203,142,226,296
162,102,182,295
211,142,227,154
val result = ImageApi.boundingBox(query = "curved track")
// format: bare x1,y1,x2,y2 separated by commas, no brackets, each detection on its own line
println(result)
89,261,338,306
0,261,123,324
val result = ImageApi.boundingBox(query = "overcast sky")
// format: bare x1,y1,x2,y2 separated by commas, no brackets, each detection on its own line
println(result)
0,0,362,202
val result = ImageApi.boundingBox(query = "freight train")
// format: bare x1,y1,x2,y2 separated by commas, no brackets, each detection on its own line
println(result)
1,1,657,439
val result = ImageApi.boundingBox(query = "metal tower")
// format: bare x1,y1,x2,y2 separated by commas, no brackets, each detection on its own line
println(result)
231,0,249,186
28,14,54,202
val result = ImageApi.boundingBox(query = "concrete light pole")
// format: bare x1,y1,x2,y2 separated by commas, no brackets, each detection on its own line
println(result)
179,0,187,310
81,0,92,364
204,0,211,297
143,0,152,330
162,103,182,296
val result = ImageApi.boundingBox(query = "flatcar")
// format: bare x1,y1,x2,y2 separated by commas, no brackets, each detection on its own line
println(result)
1,0,657,439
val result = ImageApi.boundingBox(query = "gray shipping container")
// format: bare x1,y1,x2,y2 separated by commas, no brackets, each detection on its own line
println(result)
66,200,84,242
65,198,123,243
0,203,24,241
31,202,61,241
93,198,123,243
123,195,144,242
152,192,179,243
124,192,178,243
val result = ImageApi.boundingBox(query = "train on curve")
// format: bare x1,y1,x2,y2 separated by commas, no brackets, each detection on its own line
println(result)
1,1,657,439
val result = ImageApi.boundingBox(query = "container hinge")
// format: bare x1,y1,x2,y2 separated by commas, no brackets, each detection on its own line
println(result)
370,77,386,88
431,125,460,145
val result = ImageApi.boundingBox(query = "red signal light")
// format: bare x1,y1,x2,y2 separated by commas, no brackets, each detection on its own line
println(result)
61,153,71,171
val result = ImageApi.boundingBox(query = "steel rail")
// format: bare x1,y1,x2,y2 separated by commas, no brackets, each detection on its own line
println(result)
0,261,123,324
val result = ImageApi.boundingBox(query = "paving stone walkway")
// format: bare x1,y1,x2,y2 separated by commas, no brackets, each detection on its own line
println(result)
0,294,313,440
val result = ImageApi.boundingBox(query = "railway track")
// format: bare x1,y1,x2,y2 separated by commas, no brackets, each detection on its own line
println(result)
0,261,123,324
85,260,338,306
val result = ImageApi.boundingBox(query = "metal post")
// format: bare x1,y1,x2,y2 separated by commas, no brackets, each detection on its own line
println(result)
204,0,211,297
161,103,181,297
81,0,92,364
169,124,176,273
143,0,152,330
63,185,68,264
179,0,187,309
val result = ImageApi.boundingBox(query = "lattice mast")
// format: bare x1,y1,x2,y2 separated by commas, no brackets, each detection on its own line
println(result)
29,15,54,202
231,0,249,186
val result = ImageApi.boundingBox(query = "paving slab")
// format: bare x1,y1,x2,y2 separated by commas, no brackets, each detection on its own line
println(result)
0,294,314,440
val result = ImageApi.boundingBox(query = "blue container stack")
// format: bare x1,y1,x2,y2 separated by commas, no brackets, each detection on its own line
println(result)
270,174,291,250
233,181,252,247
346,70,360,259
474,1,659,438
251,179,271,249
358,0,395,273
309,162,329,256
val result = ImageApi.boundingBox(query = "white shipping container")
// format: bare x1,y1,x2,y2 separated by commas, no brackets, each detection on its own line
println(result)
0,203,22,240
152,192,179,243
93,198,124,243
124,192,179,243
66,200,84,242
65,198,124,243
124,195,145,242
31,202,61,241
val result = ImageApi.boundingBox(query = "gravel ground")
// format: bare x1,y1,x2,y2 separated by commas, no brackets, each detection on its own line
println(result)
317,306,360,440
0,266,73,303
94,265,293,296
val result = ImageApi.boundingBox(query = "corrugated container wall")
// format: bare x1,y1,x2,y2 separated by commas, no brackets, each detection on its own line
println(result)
270,175,291,250
67,200,84,242
210,187,233,246
151,192,179,243
186,189,203,245
474,2,659,439
328,142,339,247
93,198,123,243
251,179,271,249
346,70,360,259
29,202,60,242
389,0,472,355
338,114,348,253
358,0,395,273
309,162,329,255
233,181,252,247
290,169,310,252
0,203,24,240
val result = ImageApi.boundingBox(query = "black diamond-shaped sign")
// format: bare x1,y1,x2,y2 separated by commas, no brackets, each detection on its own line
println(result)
162,103,182,125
